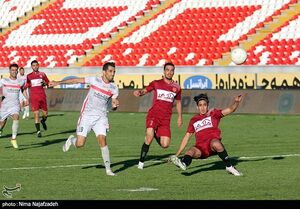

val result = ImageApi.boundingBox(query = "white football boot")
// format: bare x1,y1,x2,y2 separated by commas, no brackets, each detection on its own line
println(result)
170,155,186,171
62,135,74,152
226,166,243,176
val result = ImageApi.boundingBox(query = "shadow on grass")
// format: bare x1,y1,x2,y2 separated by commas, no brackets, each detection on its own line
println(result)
43,129,76,137
46,113,65,118
9,112,65,122
17,138,68,150
80,154,278,176
81,153,173,174
180,157,269,176
1,130,37,138
2,129,75,142
3,129,76,150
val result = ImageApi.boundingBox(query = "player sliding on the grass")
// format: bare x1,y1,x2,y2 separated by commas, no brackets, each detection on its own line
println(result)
170,93,243,176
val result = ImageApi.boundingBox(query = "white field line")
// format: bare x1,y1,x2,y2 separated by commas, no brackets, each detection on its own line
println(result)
116,187,159,192
0,153,299,171
0,163,99,171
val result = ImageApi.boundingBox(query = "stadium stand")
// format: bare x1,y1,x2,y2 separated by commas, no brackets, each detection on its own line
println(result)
244,13,300,65
0,0,299,68
0,0,49,29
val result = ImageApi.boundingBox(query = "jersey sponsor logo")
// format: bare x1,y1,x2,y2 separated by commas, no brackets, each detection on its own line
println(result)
157,89,176,102
93,91,110,100
31,79,43,87
6,88,20,93
193,116,213,132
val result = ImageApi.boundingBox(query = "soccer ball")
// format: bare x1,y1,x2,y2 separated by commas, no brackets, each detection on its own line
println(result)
230,47,247,65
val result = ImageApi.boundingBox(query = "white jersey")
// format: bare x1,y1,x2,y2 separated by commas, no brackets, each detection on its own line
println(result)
0,77,25,120
17,74,28,102
17,75,27,82
80,76,118,117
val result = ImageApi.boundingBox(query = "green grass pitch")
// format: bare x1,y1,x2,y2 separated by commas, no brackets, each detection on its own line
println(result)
0,112,299,200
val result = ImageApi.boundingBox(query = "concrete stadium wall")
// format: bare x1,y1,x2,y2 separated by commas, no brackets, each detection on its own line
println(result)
46,89,300,115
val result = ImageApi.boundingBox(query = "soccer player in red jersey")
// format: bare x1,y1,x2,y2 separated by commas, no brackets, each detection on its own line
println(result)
24,60,49,137
133,62,182,169
170,93,243,176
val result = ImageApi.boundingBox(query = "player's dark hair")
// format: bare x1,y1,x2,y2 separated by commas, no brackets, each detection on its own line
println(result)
103,62,115,71
31,60,39,65
194,93,209,105
164,62,175,70
9,63,19,69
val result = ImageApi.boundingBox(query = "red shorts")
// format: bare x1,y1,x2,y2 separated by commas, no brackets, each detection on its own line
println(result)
146,114,171,138
30,95,47,112
195,134,221,159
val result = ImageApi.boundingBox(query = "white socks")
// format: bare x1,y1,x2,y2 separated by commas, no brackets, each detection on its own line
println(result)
12,120,19,139
70,136,77,147
24,106,29,115
101,145,112,171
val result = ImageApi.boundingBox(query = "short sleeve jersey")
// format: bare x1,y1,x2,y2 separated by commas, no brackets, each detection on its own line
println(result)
146,79,181,118
81,76,119,116
187,109,224,141
0,78,25,107
17,74,26,83
25,71,49,96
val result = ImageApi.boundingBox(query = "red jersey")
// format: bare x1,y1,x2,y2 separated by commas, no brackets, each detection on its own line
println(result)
146,79,181,118
25,71,49,96
187,109,224,142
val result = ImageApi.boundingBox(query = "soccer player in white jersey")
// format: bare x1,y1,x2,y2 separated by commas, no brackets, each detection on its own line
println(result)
0,63,26,149
49,62,119,176
17,67,30,120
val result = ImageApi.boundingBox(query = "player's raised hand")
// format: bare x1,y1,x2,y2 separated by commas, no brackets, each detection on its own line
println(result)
235,95,243,103
133,90,141,97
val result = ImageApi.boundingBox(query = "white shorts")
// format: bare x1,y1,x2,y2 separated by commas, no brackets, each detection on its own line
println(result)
0,105,20,121
76,114,109,137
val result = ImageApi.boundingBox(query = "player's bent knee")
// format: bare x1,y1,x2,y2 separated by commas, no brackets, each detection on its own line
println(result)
160,143,169,149
76,142,85,148
211,140,224,152
76,140,86,148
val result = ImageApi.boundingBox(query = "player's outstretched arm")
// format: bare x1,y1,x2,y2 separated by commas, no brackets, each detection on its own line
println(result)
221,95,243,116
133,89,147,97
49,78,85,87
175,132,193,156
